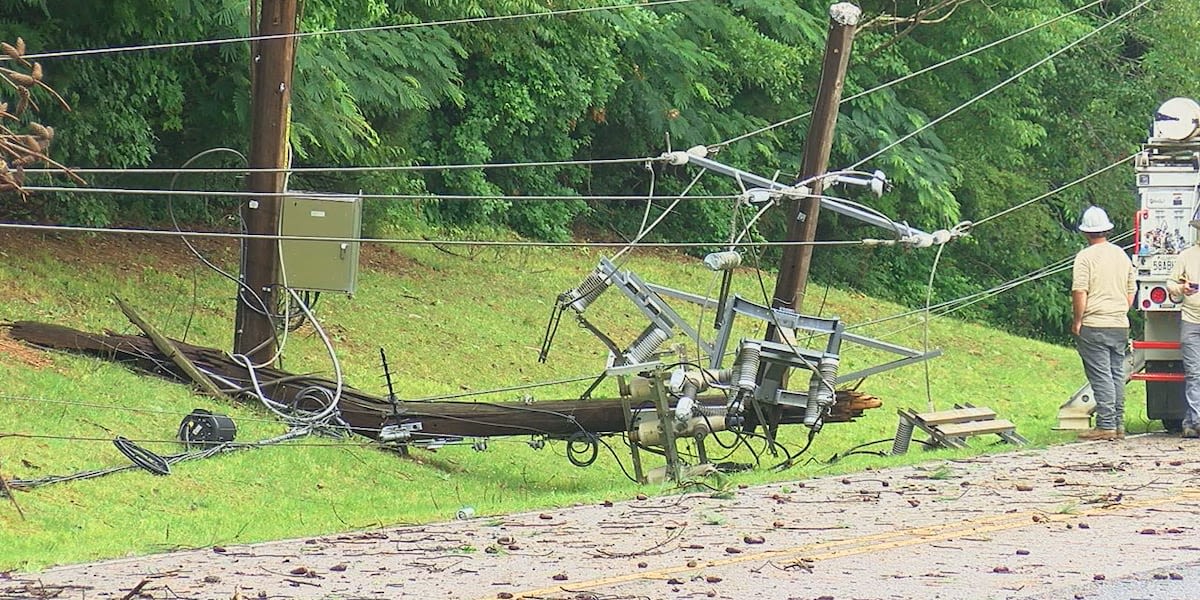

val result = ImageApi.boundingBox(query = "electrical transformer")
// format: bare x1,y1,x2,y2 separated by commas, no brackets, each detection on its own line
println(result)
279,193,362,295
1131,97,1200,430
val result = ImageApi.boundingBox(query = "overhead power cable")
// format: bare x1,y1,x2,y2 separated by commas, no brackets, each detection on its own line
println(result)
20,185,736,202
853,231,1133,337
15,0,697,62
973,154,1137,227
848,0,1150,170
0,221,869,248
712,0,1106,150
23,156,663,176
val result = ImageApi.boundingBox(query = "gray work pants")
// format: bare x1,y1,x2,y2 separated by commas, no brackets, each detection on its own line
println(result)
1076,326,1127,430
1178,321,1200,430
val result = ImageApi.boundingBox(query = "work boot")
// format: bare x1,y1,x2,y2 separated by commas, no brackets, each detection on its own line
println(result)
1116,425,1126,440
1078,428,1118,441
1183,427,1199,439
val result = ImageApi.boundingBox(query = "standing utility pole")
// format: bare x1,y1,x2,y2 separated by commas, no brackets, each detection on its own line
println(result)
235,0,299,364
772,3,861,319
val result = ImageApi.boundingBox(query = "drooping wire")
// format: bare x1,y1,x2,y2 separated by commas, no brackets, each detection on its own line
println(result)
921,242,947,412
22,185,736,202
23,156,666,176
710,0,1107,150
17,0,699,62
972,154,1136,228
0,221,875,248
847,0,1151,170
846,230,1133,334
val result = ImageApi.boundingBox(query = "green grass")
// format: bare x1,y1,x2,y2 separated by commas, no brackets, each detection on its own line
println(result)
0,229,1148,571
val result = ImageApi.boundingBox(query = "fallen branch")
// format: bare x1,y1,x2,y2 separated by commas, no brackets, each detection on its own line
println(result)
0,460,25,520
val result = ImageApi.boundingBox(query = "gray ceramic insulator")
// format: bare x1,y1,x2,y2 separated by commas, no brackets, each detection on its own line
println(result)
736,342,761,392
623,326,670,364
568,269,611,313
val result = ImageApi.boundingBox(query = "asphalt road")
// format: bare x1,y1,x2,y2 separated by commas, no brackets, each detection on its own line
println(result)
5,434,1199,600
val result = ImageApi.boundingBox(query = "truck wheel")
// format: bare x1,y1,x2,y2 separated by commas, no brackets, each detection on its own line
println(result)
1162,418,1183,433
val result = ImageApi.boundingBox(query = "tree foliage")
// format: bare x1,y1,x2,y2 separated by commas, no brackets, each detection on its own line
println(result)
0,0,1196,340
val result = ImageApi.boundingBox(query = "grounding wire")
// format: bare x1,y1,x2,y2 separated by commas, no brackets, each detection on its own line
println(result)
17,0,698,62
847,0,1150,171
711,0,1107,150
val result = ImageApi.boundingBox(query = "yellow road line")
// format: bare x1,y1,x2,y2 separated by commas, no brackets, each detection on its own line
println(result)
503,490,1200,600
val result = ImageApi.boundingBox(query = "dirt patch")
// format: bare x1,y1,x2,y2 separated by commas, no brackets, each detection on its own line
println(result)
359,244,424,277
0,230,238,276
0,331,52,369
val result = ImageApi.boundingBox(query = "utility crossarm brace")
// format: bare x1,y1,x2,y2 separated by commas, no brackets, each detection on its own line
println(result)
836,331,942,383
664,148,934,244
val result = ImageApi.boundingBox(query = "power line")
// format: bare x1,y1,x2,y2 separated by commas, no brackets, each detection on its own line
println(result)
24,156,663,176
17,0,698,62
712,0,1107,150
21,185,738,202
852,231,1134,337
973,154,1136,227
0,221,870,248
848,0,1150,170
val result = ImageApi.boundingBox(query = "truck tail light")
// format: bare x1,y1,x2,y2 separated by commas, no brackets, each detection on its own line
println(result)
1150,286,1168,304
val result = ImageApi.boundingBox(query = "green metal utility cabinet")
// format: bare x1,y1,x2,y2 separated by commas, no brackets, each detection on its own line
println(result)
279,193,362,295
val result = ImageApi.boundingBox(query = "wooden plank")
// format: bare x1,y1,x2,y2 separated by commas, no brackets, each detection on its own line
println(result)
915,407,996,425
114,296,228,400
935,419,1015,437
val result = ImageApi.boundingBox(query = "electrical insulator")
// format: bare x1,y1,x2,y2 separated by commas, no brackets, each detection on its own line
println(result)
703,251,742,271
736,342,761,392
564,267,611,313
623,326,671,364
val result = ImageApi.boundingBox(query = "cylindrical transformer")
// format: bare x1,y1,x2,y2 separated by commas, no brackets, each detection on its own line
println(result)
630,408,729,446
623,326,671,364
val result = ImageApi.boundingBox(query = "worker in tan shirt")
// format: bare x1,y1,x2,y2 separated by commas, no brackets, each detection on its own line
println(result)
1071,206,1135,441
1166,226,1200,438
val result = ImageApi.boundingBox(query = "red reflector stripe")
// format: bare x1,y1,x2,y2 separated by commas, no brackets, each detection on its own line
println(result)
1132,340,1181,350
1130,372,1185,382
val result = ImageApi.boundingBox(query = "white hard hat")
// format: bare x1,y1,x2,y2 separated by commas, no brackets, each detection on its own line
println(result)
1078,206,1114,233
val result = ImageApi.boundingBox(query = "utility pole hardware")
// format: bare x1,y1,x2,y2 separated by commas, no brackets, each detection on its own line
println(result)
235,0,299,364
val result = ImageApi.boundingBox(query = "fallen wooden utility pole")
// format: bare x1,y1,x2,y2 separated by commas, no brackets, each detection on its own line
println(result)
4,321,881,442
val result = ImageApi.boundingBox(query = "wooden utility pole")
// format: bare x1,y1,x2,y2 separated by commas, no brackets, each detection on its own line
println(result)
772,3,861,318
235,0,299,364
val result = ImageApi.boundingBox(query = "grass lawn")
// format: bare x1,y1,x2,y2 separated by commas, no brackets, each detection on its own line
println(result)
0,229,1141,571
